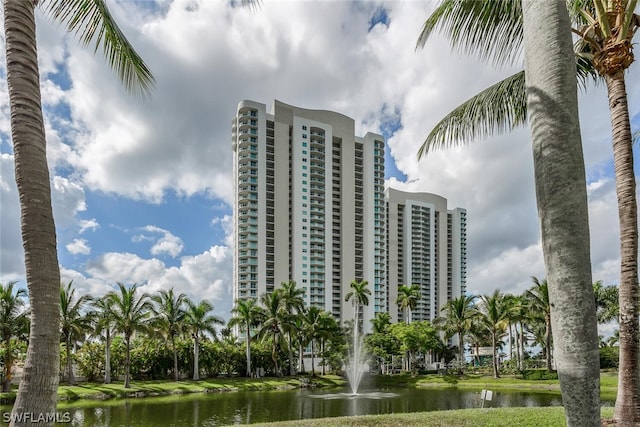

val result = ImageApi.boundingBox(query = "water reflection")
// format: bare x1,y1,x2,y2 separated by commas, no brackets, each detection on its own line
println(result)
0,386,607,426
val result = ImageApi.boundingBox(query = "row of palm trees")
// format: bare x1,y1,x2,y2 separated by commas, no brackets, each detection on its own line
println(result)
435,277,619,379
2,280,224,389
1,276,618,391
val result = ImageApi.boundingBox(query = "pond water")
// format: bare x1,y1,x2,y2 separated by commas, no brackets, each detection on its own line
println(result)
0,384,609,426
1,382,613,426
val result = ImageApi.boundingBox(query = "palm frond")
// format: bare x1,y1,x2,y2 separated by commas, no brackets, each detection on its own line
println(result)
42,0,154,97
416,0,523,67
418,70,526,158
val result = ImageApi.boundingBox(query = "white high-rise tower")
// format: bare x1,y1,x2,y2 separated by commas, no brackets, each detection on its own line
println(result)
232,100,386,332
385,188,467,323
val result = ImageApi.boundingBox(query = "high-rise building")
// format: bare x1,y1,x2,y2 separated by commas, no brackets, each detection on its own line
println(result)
231,100,386,332
385,188,467,324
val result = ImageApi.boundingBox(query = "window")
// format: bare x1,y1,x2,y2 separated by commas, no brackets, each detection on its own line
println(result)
302,158,307,162
302,173,307,177
302,125,307,130
302,150,307,155
302,142,307,147
302,134,307,139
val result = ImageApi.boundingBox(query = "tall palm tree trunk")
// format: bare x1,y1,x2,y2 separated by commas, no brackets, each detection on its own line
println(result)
193,336,200,381
545,317,552,372
522,1,600,425
4,0,62,423
125,336,132,388
458,331,465,375
310,340,315,376
3,336,13,392
518,322,526,371
606,70,640,424
66,337,75,385
491,332,499,379
104,331,112,384
245,327,252,377
171,335,178,381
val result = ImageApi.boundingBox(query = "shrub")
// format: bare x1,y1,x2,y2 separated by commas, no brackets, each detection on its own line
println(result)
599,346,619,369
522,369,558,380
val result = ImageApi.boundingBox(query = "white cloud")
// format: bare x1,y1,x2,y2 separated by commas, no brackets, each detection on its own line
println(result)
84,245,233,320
0,1,637,316
66,238,91,255
133,225,185,258
79,218,99,234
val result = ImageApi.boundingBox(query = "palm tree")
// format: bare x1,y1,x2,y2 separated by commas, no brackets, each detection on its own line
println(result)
478,290,511,378
396,284,421,324
317,312,340,375
371,312,392,334
572,12,640,418
344,279,371,332
279,280,306,313
257,291,288,376
506,294,528,370
593,280,619,324
525,277,553,371
522,2,600,424
417,1,603,423
302,306,323,375
228,298,264,377
59,281,92,385
151,288,188,381
278,280,306,375
108,283,152,388
435,294,477,374
4,0,154,416
0,282,27,392
91,295,116,384
184,299,223,380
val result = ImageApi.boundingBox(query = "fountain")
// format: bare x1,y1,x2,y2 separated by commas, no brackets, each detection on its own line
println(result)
345,315,366,395
309,300,398,404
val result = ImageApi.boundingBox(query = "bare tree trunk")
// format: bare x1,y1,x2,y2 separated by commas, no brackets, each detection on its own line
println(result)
4,0,62,424
522,1,600,425
605,71,640,425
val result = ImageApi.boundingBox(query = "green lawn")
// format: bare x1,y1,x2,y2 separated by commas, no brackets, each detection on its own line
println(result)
243,407,615,427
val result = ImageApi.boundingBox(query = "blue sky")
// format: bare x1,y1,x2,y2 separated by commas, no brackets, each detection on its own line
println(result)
0,0,638,324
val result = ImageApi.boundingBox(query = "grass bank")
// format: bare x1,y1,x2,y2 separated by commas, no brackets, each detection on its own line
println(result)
244,407,616,427
0,375,345,404
0,370,618,404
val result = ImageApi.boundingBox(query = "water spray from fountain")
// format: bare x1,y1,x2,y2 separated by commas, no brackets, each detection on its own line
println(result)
346,313,366,395
344,279,371,395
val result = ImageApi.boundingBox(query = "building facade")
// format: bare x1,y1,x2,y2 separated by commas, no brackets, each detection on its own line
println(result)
232,100,386,332
385,188,467,324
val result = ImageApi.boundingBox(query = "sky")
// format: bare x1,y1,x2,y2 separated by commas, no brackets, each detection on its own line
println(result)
0,0,638,327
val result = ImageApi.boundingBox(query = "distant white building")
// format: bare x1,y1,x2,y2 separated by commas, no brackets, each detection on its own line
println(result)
385,188,467,323
231,100,386,332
